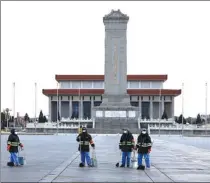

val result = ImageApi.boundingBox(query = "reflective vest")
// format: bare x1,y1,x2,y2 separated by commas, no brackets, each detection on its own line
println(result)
119,141,135,146
137,142,152,147
7,141,20,147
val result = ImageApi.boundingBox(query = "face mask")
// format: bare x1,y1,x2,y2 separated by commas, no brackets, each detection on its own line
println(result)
14,132,17,135
142,131,146,134
82,130,86,133
123,130,127,134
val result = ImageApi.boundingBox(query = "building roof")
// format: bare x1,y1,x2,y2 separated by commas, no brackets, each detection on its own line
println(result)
55,75,168,82
42,89,181,96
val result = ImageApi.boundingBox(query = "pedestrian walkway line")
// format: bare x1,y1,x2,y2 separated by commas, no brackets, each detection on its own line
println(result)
38,151,80,183
150,164,175,182
38,135,98,183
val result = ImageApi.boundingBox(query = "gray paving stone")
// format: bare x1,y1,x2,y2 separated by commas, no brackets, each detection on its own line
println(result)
167,174,210,182
135,166,173,182
1,134,80,182
1,134,210,182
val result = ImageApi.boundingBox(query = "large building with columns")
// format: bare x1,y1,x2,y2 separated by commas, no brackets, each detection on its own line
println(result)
42,74,181,122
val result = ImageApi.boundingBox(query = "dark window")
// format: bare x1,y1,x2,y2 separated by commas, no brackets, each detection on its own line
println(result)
83,101,91,119
71,101,79,119
51,101,58,122
94,101,102,107
131,102,138,107
141,102,150,119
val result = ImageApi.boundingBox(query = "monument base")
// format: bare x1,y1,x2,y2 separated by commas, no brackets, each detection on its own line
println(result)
92,94,140,132
99,93,132,108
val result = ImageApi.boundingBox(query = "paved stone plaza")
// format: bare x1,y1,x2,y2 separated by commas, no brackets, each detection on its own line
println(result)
1,134,210,182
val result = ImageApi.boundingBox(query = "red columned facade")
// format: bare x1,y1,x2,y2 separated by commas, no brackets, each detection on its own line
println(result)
43,74,180,96
42,74,181,122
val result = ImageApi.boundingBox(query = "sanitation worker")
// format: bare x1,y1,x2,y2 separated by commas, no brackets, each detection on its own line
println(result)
7,129,24,166
119,129,135,168
78,125,82,134
136,128,152,170
76,127,95,167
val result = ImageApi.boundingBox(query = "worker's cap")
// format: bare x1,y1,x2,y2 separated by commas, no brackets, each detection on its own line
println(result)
11,129,16,134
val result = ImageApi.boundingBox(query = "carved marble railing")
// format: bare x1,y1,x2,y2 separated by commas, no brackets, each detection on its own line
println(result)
140,118,174,123
26,118,93,129
148,123,210,130
59,117,93,123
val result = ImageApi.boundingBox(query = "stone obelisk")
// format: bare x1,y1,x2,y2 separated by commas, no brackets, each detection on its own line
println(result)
93,10,138,132
99,9,132,108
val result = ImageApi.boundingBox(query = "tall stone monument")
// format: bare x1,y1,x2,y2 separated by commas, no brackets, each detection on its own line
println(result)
100,9,131,108
93,9,139,126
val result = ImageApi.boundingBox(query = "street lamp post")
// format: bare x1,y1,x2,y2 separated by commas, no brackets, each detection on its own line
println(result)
5,108,11,132
34,82,37,134
79,86,81,128
13,82,16,128
57,82,59,135
181,83,184,137
158,88,161,136
205,82,208,135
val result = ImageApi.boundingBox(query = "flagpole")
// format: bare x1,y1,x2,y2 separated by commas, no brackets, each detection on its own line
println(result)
57,82,59,135
158,87,161,136
79,84,81,128
35,82,37,134
181,82,184,137
13,82,16,128
205,82,208,135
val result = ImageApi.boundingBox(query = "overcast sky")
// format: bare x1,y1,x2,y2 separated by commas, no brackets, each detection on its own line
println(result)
1,1,210,118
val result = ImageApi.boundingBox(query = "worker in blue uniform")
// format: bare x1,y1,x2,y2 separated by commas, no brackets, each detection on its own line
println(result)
76,127,95,167
136,128,152,170
7,129,24,166
119,129,135,168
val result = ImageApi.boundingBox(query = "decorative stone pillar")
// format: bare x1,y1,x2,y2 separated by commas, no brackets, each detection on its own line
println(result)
150,99,153,120
139,97,142,119
171,97,174,119
79,97,83,119
59,97,61,119
91,97,94,119
69,97,72,119
161,97,164,117
48,97,51,122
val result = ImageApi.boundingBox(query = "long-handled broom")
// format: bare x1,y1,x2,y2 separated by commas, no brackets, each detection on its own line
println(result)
115,151,122,167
